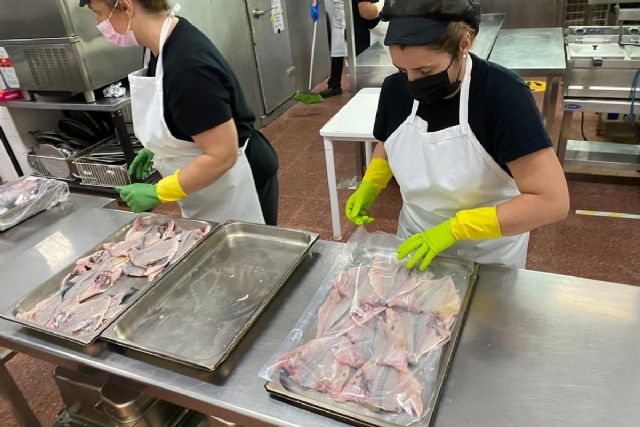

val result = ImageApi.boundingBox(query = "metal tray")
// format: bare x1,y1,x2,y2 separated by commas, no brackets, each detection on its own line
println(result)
1,214,216,345
102,221,319,371
265,257,479,427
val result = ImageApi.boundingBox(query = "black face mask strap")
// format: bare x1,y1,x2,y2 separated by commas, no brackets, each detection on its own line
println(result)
451,53,463,83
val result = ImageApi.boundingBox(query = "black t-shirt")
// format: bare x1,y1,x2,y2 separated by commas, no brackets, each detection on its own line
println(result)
147,18,256,143
374,54,552,173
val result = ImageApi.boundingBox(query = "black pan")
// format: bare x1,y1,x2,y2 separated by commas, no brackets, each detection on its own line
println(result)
58,118,97,142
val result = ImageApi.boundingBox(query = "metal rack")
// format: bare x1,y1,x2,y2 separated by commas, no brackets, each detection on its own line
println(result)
0,94,136,196
565,0,610,26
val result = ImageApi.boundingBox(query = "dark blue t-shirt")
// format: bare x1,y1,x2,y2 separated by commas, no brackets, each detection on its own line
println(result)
373,54,552,174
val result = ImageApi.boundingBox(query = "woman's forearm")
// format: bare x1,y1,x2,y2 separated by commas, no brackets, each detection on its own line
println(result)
178,151,237,194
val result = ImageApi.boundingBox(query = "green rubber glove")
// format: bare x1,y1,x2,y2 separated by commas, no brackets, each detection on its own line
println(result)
397,220,459,272
128,148,155,180
115,183,161,213
345,181,382,225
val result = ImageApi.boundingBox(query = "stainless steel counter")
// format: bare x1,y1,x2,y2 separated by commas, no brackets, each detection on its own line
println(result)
2,204,640,426
489,27,566,76
354,13,505,89
488,27,566,130
435,267,640,427
0,193,112,262
0,207,349,426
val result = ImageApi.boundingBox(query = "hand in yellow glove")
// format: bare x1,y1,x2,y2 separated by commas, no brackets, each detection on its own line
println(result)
398,207,503,271
345,158,393,225
345,181,381,225
115,169,188,213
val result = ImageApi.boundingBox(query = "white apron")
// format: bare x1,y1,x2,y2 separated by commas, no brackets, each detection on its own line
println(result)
128,14,265,224
385,55,529,269
324,0,347,57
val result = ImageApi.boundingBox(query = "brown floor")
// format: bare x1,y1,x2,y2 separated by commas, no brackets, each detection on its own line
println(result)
2,75,640,426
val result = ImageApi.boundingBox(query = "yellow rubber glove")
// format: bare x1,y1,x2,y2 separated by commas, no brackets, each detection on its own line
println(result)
398,207,502,271
155,169,188,203
345,158,393,225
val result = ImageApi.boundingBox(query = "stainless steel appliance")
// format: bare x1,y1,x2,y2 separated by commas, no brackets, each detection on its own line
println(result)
565,25,640,99
0,0,142,102
557,25,640,172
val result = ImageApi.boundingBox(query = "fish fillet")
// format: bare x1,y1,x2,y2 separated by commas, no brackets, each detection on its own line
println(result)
277,335,352,397
386,308,454,365
387,275,460,315
77,261,125,302
64,297,111,336
338,361,423,417
336,316,408,371
350,266,386,319
367,257,402,300
130,237,179,268
316,286,352,338
169,226,210,264
103,230,145,257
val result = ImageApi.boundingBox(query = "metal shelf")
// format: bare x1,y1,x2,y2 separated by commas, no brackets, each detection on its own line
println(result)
0,95,130,113
565,139,640,170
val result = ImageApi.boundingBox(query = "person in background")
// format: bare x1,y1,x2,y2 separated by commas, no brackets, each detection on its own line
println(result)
344,0,569,271
319,0,381,98
81,0,279,225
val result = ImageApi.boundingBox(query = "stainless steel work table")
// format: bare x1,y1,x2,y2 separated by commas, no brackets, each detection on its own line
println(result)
0,193,112,261
488,27,567,132
435,267,640,427
1,206,639,426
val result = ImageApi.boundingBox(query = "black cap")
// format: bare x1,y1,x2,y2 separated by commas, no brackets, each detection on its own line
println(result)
79,0,89,6
382,0,481,46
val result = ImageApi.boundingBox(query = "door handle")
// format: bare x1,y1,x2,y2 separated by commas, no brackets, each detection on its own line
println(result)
252,8,273,18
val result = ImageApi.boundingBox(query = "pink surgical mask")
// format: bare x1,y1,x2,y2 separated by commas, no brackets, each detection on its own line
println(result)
97,0,138,48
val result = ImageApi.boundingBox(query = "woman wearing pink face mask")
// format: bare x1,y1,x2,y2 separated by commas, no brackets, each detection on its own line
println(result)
81,0,279,225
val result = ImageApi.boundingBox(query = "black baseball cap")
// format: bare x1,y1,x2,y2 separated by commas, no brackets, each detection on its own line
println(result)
382,0,481,46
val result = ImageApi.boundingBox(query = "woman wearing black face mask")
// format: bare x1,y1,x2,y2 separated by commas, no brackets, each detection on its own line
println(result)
344,0,570,272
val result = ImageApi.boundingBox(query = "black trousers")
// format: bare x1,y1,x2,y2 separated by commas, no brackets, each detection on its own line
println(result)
245,130,279,226
326,16,372,89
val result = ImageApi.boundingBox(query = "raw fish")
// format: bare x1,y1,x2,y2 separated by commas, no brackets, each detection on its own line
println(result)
386,308,454,364
316,286,352,338
338,361,424,417
336,316,408,371
130,237,179,269
77,261,125,302
277,335,352,397
387,275,460,315
170,226,211,264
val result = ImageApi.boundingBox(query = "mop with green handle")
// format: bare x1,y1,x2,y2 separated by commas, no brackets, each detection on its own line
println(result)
294,0,325,103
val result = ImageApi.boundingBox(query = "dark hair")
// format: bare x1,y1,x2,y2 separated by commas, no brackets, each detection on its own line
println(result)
430,21,477,57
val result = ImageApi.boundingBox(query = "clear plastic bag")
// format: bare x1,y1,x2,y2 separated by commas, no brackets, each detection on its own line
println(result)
0,177,69,231
261,227,473,426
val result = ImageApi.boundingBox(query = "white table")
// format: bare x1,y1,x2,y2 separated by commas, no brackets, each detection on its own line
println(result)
320,88,380,240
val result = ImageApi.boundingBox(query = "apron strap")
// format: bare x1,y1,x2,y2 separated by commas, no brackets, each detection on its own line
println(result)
143,48,151,67
458,54,473,127
153,3,181,79
409,100,420,119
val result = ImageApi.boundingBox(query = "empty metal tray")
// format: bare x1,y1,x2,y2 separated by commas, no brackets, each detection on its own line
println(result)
2,214,216,345
102,221,319,371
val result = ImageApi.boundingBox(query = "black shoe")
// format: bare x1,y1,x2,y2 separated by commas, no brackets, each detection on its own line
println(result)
320,87,343,98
